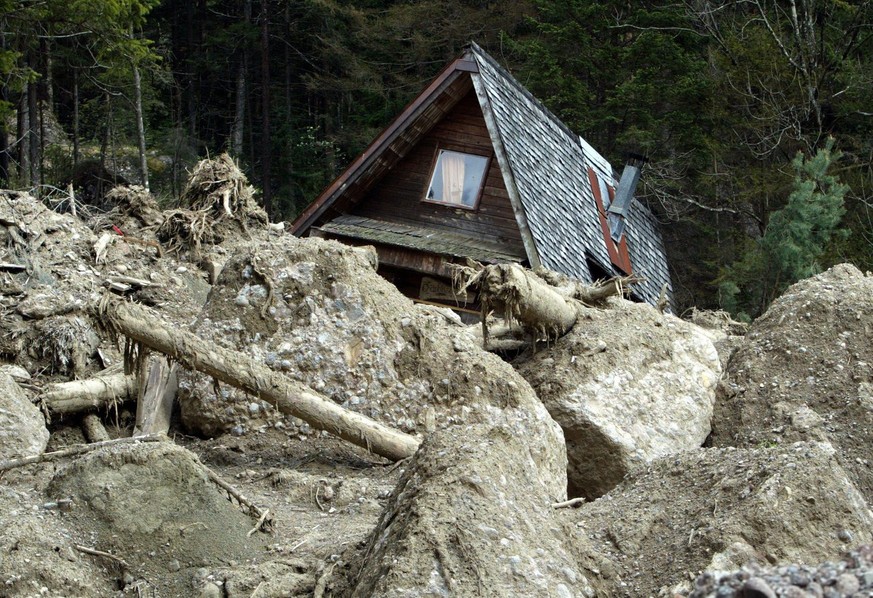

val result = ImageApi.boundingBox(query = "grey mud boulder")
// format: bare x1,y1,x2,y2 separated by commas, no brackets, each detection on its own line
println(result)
711,264,873,503
570,442,873,597
333,412,614,598
0,373,49,460
517,299,721,498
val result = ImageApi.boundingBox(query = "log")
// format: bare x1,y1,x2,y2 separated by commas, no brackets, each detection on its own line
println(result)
477,263,578,340
134,357,177,437
82,414,110,443
43,372,138,415
95,299,420,461
0,434,164,472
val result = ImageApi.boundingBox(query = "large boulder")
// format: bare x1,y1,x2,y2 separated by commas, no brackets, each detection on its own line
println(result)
569,442,873,597
0,373,49,460
711,264,873,502
178,238,557,450
516,299,721,498
331,414,611,597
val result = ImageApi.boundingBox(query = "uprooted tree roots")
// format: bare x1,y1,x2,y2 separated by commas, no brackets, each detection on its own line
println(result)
453,262,640,346
156,153,267,255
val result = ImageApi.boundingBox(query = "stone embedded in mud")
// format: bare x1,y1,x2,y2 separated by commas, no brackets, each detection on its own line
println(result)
517,299,721,499
0,373,49,460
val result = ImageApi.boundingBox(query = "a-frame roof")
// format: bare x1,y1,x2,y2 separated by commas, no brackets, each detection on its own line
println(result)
292,43,672,308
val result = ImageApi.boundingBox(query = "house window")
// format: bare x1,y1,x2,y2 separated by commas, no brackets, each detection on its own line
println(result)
424,150,489,208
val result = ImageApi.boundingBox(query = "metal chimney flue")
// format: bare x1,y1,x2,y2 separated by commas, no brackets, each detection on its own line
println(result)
607,153,647,242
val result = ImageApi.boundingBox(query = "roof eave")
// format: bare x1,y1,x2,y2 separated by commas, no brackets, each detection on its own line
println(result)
469,69,542,269
291,57,479,236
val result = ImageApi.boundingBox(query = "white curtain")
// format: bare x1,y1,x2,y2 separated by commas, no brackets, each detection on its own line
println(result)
441,153,466,204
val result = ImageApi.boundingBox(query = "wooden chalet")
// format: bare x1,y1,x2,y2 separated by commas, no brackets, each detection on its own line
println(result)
291,43,673,313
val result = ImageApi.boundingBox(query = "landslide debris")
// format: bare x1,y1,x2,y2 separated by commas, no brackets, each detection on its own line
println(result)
570,442,873,597
3,173,873,598
711,264,873,502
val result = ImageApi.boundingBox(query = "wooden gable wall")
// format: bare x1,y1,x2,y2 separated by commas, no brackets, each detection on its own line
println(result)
351,89,525,251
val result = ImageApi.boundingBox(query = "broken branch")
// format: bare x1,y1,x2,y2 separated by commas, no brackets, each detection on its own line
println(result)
74,545,130,570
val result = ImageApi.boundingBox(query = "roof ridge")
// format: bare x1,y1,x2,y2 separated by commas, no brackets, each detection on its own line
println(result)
468,42,586,156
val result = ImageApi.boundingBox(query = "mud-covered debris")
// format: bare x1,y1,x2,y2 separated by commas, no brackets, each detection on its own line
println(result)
179,238,552,446
330,413,602,597
156,154,266,257
48,440,269,596
103,184,165,228
711,264,873,503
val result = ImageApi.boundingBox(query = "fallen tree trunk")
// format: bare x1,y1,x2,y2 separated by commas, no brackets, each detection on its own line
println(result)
476,263,578,341
133,357,177,437
95,299,420,461
43,372,138,415
82,414,110,443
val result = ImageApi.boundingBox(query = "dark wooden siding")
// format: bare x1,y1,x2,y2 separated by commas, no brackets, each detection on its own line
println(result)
351,89,524,249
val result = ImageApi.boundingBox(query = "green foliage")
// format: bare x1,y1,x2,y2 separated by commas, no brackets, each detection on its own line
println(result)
719,139,849,317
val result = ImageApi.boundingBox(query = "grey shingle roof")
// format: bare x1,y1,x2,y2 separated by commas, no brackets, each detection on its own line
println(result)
469,44,673,309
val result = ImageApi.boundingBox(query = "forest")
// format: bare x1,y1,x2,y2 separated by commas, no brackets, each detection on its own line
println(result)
1,0,871,317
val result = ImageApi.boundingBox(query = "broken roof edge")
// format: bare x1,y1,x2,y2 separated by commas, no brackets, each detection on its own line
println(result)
290,56,479,236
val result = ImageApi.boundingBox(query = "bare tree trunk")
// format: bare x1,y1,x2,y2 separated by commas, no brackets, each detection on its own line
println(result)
72,69,79,167
17,89,29,182
27,79,39,188
132,61,149,191
231,0,251,158
0,30,8,185
41,37,53,110
99,92,111,198
259,0,272,215
96,299,420,461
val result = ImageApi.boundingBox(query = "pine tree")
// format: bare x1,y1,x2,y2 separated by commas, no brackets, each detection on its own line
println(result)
719,138,849,318
761,138,849,294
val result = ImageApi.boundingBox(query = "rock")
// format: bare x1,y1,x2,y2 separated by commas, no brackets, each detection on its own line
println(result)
335,412,611,597
571,442,873,597
0,373,49,460
689,545,873,597
220,560,315,597
517,299,721,498
199,582,223,598
711,264,873,503
178,238,553,449
0,364,31,380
